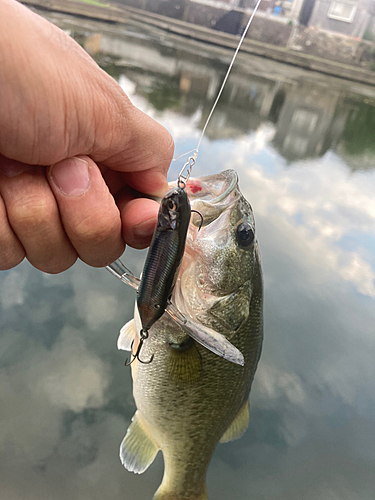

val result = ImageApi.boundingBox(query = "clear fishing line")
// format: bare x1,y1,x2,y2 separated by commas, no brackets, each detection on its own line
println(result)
177,0,263,187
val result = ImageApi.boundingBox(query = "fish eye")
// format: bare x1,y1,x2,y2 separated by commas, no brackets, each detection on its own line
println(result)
236,222,254,248
167,199,177,211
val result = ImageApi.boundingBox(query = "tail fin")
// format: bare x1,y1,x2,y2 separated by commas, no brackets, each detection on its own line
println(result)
153,486,208,500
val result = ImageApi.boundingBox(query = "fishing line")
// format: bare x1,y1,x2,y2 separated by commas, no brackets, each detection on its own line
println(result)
176,0,263,187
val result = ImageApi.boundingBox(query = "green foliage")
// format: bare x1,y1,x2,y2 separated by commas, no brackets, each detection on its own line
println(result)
342,102,375,155
93,55,123,81
363,28,375,42
144,75,182,112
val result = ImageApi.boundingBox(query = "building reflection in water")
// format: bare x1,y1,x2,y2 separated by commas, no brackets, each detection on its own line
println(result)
81,27,375,170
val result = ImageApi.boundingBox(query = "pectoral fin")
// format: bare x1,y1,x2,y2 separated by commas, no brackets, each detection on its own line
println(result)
166,302,244,366
220,399,249,443
120,411,159,474
118,319,136,351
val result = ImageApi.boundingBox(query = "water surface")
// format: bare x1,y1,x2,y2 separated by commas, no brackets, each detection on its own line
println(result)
1,10,375,500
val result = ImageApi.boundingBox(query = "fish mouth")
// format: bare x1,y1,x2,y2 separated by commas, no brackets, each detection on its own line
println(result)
172,169,246,320
168,169,238,204
185,169,238,203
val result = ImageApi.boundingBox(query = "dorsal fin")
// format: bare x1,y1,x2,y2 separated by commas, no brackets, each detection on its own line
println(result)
220,399,249,443
120,411,159,474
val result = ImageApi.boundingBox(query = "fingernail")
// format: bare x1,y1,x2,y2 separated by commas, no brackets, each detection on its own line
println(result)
50,157,91,196
0,157,34,177
133,217,157,238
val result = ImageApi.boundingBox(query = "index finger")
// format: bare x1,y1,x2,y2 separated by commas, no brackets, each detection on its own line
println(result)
90,104,174,198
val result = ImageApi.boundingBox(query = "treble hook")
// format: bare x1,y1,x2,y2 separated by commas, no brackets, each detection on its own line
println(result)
191,210,204,231
125,329,154,366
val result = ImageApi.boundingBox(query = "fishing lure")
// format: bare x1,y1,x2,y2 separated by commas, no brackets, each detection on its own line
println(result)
124,185,204,365
127,186,191,364
137,187,191,333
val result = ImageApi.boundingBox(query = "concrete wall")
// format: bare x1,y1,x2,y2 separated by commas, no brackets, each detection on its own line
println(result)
182,1,231,27
145,0,185,19
241,14,293,45
116,0,294,45
309,0,372,38
290,24,375,66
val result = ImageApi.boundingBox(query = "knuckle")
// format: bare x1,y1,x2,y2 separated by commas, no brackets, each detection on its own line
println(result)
0,246,25,270
73,210,120,246
0,220,25,270
9,196,57,235
72,210,124,267
82,244,124,268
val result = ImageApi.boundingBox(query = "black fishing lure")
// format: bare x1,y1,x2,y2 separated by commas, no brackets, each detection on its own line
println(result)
125,186,192,365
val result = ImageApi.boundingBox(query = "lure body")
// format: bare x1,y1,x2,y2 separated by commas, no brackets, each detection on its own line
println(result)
137,186,191,332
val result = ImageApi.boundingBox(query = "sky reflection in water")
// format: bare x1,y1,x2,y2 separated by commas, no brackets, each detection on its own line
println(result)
1,11,375,500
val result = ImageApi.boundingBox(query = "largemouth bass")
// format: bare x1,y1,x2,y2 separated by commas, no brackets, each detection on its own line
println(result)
118,170,263,500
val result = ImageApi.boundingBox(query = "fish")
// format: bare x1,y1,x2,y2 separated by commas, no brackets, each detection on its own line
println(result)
137,186,191,333
118,170,263,500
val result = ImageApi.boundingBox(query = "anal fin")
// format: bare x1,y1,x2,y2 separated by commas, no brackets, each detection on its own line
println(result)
120,411,159,474
220,399,249,443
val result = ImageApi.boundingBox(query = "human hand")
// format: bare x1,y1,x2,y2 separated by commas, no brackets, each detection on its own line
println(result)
0,0,174,273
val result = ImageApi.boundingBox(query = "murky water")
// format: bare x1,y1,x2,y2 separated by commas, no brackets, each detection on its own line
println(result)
1,9,375,500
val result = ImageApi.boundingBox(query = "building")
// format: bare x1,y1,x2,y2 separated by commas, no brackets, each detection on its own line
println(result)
307,0,375,38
